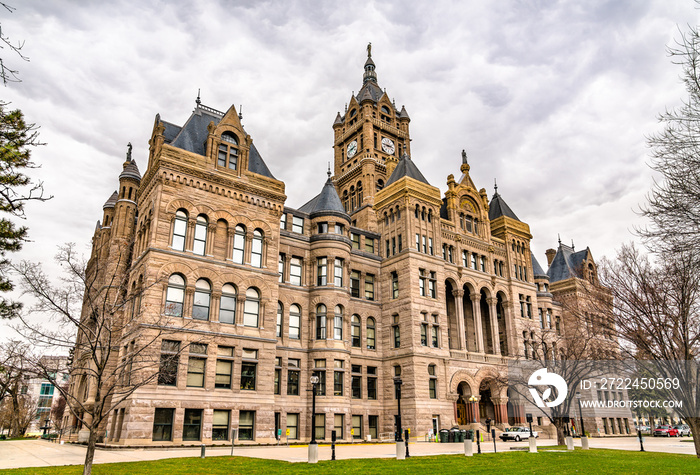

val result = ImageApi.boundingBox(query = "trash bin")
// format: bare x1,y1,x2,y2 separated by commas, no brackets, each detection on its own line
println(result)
439,429,449,443
466,429,474,440
460,430,467,442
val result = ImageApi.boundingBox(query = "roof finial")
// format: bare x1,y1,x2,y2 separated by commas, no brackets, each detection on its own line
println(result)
494,178,498,193
344,103,348,112
126,142,132,162
238,105,243,120
367,42,372,58
327,162,331,178
462,149,468,165
196,89,201,106
571,239,575,251
558,234,562,246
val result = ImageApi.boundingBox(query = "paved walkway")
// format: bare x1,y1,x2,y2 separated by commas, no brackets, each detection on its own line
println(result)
0,437,696,470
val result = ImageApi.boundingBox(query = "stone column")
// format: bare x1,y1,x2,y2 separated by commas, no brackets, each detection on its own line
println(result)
467,395,481,426
185,219,196,252
491,397,508,424
226,228,234,260
184,287,195,319
210,291,221,323
487,297,501,355
244,232,252,266
237,295,247,326
452,289,466,350
470,295,485,353
206,223,217,256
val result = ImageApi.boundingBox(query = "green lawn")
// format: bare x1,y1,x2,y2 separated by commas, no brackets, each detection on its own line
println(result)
1,449,698,475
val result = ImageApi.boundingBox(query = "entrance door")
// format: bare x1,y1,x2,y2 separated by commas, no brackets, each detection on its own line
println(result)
432,416,440,434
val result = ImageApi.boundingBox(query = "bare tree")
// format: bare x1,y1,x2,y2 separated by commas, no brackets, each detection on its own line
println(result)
0,3,29,85
13,244,192,475
641,24,700,252
0,340,35,437
597,244,700,457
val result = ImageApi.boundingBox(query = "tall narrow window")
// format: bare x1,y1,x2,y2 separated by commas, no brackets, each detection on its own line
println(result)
240,349,258,390
365,274,375,301
212,410,230,441
251,229,263,268
276,302,283,337
278,254,285,282
192,215,207,255
419,269,426,297
186,344,207,387
334,258,344,287
428,364,437,399
219,284,236,324
158,340,179,386
351,315,361,347
243,288,260,327
164,274,185,317
287,359,300,395
428,237,433,255
421,323,428,346
334,305,343,340
352,415,362,439
153,408,174,441
367,366,377,399
366,317,376,350
292,216,304,233
233,225,246,264
317,257,327,286
313,359,326,396
350,271,360,298
334,360,344,396
431,325,439,347
316,304,327,340
215,346,233,389
172,210,187,251
289,304,301,339
429,271,436,298
238,411,255,440
192,279,211,320
392,272,399,299
287,413,299,440
219,132,239,169
351,233,360,249
289,257,302,285
183,409,203,441
392,315,400,348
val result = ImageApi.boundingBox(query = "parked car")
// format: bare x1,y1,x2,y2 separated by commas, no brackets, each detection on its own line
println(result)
673,424,691,437
499,427,538,441
653,425,680,437
635,425,650,433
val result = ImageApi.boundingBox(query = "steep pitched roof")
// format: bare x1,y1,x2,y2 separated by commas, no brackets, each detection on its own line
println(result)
103,191,118,209
385,153,430,187
165,104,276,179
488,190,520,221
531,252,548,278
547,243,590,282
119,159,141,181
298,175,348,219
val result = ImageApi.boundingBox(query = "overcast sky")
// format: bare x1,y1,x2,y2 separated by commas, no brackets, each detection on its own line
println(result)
1,1,698,341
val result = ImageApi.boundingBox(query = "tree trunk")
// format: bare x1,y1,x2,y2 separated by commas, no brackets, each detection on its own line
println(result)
688,418,700,458
82,427,98,475
553,421,565,446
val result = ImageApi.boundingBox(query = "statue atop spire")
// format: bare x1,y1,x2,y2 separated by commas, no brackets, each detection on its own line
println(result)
363,43,377,83
126,142,132,162
367,42,372,58
460,149,470,175
462,149,468,164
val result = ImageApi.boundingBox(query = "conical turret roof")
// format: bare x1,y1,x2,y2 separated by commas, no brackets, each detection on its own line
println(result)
120,160,141,182
103,191,118,209
298,173,349,219
488,187,520,221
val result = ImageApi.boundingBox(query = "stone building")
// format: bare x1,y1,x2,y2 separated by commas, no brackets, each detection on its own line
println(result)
67,48,628,445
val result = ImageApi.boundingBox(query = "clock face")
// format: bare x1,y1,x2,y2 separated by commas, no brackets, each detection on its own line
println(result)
381,137,395,155
347,140,358,158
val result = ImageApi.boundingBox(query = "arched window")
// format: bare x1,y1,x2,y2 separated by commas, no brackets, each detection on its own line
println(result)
172,210,187,251
384,212,389,226
415,205,419,218
366,317,376,350
251,229,263,268
427,209,431,223
219,283,236,324
243,288,260,327
193,215,207,256
192,279,211,320
164,274,185,317
396,206,401,219
357,182,363,205
343,190,349,212
316,304,327,340
351,315,361,347
350,185,356,210
233,225,246,264
376,179,384,191
277,302,283,337
334,305,343,340
421,207,426,220
218,132,239,170
289,304,301,339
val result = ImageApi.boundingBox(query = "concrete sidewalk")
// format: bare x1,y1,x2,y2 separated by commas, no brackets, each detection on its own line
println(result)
0,437,696,470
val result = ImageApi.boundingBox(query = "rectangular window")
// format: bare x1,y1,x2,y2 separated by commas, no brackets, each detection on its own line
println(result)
428,237,433,255
239,410,255,440
352,415,362,440
183,409,203,441
463,251,469,267
241,360,257,391
422,235,427,253
280,213,287,231
334,370,344,396
429,379,437,399
212,410,230,440
350,271,360,298
278,254,285,283
289,307,301,339
415,233,420,251
398,234,402,251
287,413,299,440
442,244,447,260
364,238,374,253
351,233,360,250
334,414,344,440
547,309,552,328
431,326,439,347
472,253,478,270
289,257,302,285
317,257,327,286
385,239,390,257
351,375,362,399
369,415,378,440
215,348,233,389
480,256,485,272
158,340,179,386
274,366,281,395
393,324,400,348
392,272,399,299
314,413,326,441
448,246,453,263
152,408,174,441
314,360,326,396
288,364,300,396
419,269,426,296
364,274,375,301
292,216,304,234
367,376,377,400
335,223,344,234
334,258,343,287
429,271,436,298
392,237,396,255
421,323,428,346
318,222,328,233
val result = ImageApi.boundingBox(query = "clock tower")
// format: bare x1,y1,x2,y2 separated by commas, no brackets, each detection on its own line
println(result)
332,44,411,231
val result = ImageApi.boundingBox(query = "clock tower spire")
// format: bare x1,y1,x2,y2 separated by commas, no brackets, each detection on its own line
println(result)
331,46,412,231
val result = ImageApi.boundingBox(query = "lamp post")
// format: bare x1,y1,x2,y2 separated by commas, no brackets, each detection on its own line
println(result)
576,392,585,437
469,395,478,423
308,375,319,463
394,377,403,442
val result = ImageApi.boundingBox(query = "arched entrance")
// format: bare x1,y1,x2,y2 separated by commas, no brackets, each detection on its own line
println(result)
478,380,495,422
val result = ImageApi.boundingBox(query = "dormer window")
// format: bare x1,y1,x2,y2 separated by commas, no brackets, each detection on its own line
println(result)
218,132,239,170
